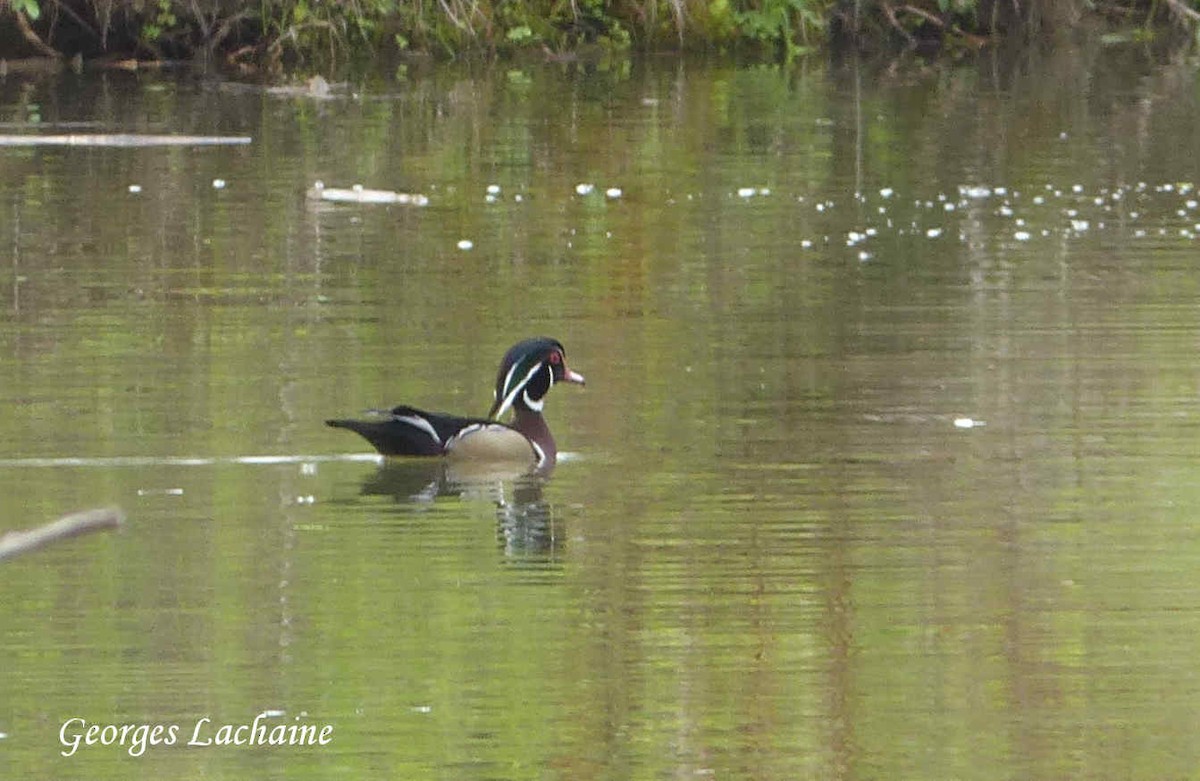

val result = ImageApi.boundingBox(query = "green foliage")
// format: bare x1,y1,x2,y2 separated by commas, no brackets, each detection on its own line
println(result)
140,0,177,44
505,25,536,44
542,0,635,49
705,0,739,38
5,0,1200,62
11,0,40,21
734,0,826,56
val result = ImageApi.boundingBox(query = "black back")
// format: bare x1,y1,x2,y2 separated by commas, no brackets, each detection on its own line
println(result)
325,406,490,457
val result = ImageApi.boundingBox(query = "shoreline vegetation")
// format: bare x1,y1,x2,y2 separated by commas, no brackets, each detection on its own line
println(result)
0,0,1198,71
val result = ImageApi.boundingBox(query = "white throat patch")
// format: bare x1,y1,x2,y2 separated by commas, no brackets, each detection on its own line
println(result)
522,390,544,412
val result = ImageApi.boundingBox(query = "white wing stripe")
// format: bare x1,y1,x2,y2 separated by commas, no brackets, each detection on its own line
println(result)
394,414,441,445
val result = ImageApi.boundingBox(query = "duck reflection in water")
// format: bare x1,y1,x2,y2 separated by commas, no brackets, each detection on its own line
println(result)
354,459,561,558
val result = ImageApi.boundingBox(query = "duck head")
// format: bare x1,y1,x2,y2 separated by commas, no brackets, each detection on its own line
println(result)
489,337,585,420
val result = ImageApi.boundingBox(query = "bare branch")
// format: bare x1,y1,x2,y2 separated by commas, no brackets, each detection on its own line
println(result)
0,508,124,563
881,2,917,44
1163,0,1200,24
12,8,62,58
900,4,947,28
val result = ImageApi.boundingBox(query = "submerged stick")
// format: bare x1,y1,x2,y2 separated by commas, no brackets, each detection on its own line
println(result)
0,508,125,563
0,134,252,147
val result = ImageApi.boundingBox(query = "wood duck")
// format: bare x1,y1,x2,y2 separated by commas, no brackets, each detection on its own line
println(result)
326,337,584,468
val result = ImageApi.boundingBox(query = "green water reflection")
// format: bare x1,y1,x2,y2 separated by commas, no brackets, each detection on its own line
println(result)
5,44,1200,779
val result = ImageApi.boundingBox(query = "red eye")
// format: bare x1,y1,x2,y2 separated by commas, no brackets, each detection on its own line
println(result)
549,351,562,365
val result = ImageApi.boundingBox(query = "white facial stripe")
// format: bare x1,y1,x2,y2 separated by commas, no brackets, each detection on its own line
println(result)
395,414,441,445
494,360,544,419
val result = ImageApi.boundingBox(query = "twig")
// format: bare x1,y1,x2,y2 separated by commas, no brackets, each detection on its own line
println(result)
665,0,685,44
437,0,466,32
1163,0,1200,24
0,508,124,563
12,9,62,58
881,1,916,44
208,9,252,51
188,0,212,42
900,4,946,27
44,0,102,43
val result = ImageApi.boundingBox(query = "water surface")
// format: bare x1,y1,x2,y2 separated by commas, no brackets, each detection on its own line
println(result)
4,44,1200,779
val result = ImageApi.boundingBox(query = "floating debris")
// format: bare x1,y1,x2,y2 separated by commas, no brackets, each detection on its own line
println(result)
315,176,1200,258
128,184,142,194
212,178,226,189
307,181,428,206
136,488,184,496
953,417,985,429
264,75,339,98
0,134,252,147
736,186,770,198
